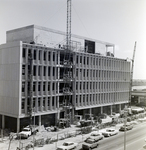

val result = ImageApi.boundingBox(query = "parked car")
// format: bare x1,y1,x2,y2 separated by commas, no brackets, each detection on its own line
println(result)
87,131,103,141
82,138,99,150
119,123,133,131
56,141,78,150
17,125,39,139
57,118,70,128
102,128,118,137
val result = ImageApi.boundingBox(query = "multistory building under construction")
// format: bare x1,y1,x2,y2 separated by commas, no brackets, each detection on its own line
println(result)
0,25,131,132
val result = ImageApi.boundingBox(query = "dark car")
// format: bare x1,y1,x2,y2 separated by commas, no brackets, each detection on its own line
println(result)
82,138,99,150
119,123,133,131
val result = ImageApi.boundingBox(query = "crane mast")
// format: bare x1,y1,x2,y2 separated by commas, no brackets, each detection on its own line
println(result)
66,0,71,50
61,0,73,127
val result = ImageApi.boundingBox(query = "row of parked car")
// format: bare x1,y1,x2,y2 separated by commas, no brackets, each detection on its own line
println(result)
56,123,133,150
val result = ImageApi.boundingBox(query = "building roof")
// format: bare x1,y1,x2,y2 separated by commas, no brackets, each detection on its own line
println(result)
6,25,115,56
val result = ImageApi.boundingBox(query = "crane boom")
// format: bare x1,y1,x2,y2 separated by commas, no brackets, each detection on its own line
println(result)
129,41,137,107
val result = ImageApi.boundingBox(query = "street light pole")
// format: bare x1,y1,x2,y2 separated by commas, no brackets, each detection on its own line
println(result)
124,117,126,150
124,106,127,150
33,107,35,150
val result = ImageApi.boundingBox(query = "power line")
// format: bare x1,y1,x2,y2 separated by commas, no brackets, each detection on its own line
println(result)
34,2,66,43
72,4,91,38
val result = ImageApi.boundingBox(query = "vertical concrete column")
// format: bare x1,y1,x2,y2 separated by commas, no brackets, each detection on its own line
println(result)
51,51,53,65
39,115,41,129
50,97,52,110
85,81,87,96
110,105,113,116
91,92,93,105
17,118,20,133
89,108,92,116
45,81,48,111
57,96,60,120
101,106,103,114
42,66,44,80
83,109,85,119
138,97,140,103
55,106,60,126
89,56,91,69
55,113,58,126
41,50,43,64
70,108,74,124
87,94,91,105
119,104,121,113
2,115,5,129
54,96,56,109
77,95,79,107
81,94,83,107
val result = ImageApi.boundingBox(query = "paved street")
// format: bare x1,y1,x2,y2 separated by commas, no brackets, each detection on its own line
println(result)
1,120,146,150
75,122,146,150
26,121,146,150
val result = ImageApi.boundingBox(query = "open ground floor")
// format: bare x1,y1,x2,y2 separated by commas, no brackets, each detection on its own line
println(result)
0,103,127,132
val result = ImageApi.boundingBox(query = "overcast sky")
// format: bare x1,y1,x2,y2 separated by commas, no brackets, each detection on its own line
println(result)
0,0,146,79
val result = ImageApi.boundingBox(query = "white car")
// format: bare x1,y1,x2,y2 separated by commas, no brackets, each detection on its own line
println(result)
102,128,118,137
56,141,78,150
87,131,103,141
17,128,31,139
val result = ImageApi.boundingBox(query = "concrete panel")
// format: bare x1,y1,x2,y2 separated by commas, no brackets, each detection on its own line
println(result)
0,41,21,117
6,25,34,43
95,42,106,55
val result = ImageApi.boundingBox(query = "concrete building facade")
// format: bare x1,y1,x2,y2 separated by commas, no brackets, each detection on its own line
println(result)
0,25,131,132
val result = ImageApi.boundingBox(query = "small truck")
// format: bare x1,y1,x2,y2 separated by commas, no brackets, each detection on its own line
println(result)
17,125,39,139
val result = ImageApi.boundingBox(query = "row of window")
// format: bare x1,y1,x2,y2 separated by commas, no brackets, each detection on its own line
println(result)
76,55,130,71
21,92,128,111
22,81,129,93
76,92,129,106
22,64,130,81
22,65,57,77
23,48,56,62
22,45,130,72
22,82,53,92
76,82,129,91
21,96,56,110
76,69,130,80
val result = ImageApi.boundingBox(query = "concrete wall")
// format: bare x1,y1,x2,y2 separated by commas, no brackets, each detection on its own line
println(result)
6,25,34,43
0,41,22,117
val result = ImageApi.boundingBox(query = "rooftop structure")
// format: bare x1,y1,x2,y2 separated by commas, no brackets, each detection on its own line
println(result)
7,25,115,56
